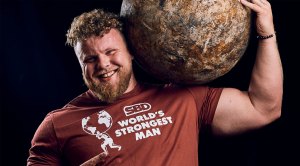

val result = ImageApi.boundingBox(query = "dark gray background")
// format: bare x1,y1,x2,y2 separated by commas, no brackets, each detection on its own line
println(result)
1,0,299,165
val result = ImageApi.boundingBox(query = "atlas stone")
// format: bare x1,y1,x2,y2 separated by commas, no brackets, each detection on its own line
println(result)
121,0,251,84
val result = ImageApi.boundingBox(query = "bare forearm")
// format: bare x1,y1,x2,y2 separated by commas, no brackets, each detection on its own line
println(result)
239,0,283,117
211,0,283,136
249,36,283,115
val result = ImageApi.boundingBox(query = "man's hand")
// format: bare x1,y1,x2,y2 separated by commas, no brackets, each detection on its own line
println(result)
240,0,275,36
80,153,108,166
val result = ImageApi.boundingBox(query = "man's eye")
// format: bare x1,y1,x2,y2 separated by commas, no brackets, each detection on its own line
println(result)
84,57,97,63
106,50,116,56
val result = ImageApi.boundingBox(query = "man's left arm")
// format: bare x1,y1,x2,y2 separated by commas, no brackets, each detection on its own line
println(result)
212,0,283,135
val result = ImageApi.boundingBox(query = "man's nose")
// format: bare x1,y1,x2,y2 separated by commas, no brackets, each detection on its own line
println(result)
97,55,110,69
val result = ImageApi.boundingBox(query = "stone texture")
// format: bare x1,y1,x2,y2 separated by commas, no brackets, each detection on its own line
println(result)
121,0,251,84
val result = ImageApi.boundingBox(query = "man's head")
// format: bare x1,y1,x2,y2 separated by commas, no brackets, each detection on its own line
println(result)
66,9,137,103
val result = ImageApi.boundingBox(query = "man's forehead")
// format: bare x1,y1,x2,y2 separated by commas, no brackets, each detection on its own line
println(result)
74,36,103,56
80,31,120,48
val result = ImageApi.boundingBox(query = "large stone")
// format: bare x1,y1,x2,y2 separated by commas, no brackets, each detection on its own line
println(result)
121,0,251,84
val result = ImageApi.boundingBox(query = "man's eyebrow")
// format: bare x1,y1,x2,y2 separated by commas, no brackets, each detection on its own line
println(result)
104,47,117,52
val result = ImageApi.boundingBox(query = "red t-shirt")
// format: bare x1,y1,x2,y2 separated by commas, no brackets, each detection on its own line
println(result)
28,84,222,166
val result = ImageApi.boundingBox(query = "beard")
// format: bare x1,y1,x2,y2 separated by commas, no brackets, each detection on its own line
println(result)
83,68,132,103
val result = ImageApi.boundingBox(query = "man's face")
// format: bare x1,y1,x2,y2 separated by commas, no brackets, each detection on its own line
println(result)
74,29,136,103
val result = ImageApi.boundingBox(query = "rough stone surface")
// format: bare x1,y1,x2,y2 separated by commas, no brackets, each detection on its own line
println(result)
121,0,251,84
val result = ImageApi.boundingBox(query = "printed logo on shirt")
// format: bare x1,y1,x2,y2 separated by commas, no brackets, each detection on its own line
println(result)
116,103,173,141
82,110,121,156
123,103,151,116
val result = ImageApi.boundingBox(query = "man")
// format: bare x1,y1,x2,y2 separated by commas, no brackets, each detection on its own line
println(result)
27,0,283,165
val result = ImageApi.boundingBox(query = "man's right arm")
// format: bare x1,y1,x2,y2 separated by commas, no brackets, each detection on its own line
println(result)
27,114,62,165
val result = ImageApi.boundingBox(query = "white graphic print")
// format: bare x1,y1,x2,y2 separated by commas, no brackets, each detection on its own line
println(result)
123,103,151,116
116,103,173,141
82,110,121,156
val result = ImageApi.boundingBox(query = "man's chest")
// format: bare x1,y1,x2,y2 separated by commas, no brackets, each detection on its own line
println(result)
60,99,199,165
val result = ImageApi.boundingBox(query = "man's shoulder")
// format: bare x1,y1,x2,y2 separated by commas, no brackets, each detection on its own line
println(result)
46,90,101,127
63,90,101,108
160,83,209,92
140,82,212,93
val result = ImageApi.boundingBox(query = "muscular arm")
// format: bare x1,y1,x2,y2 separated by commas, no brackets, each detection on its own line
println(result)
212,0,283,135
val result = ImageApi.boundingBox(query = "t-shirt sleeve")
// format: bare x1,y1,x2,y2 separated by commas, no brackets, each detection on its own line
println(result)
200,87,223,127
27,113,62,165
187,86,223,128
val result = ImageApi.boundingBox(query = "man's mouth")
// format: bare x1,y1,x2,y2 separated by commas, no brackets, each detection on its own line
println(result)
98,69,118,79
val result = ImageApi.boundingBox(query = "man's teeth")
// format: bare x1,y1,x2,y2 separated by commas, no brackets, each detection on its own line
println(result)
100,70,116,78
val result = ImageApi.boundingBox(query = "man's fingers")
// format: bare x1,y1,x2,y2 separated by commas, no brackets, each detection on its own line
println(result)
251,0,265,7
240,0,263,13
258,0,271,6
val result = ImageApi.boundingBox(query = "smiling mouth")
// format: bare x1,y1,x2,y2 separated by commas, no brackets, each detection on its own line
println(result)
98,69,118,79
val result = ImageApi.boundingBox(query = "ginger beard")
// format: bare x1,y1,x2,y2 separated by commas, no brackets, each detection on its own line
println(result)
83,66,132,103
